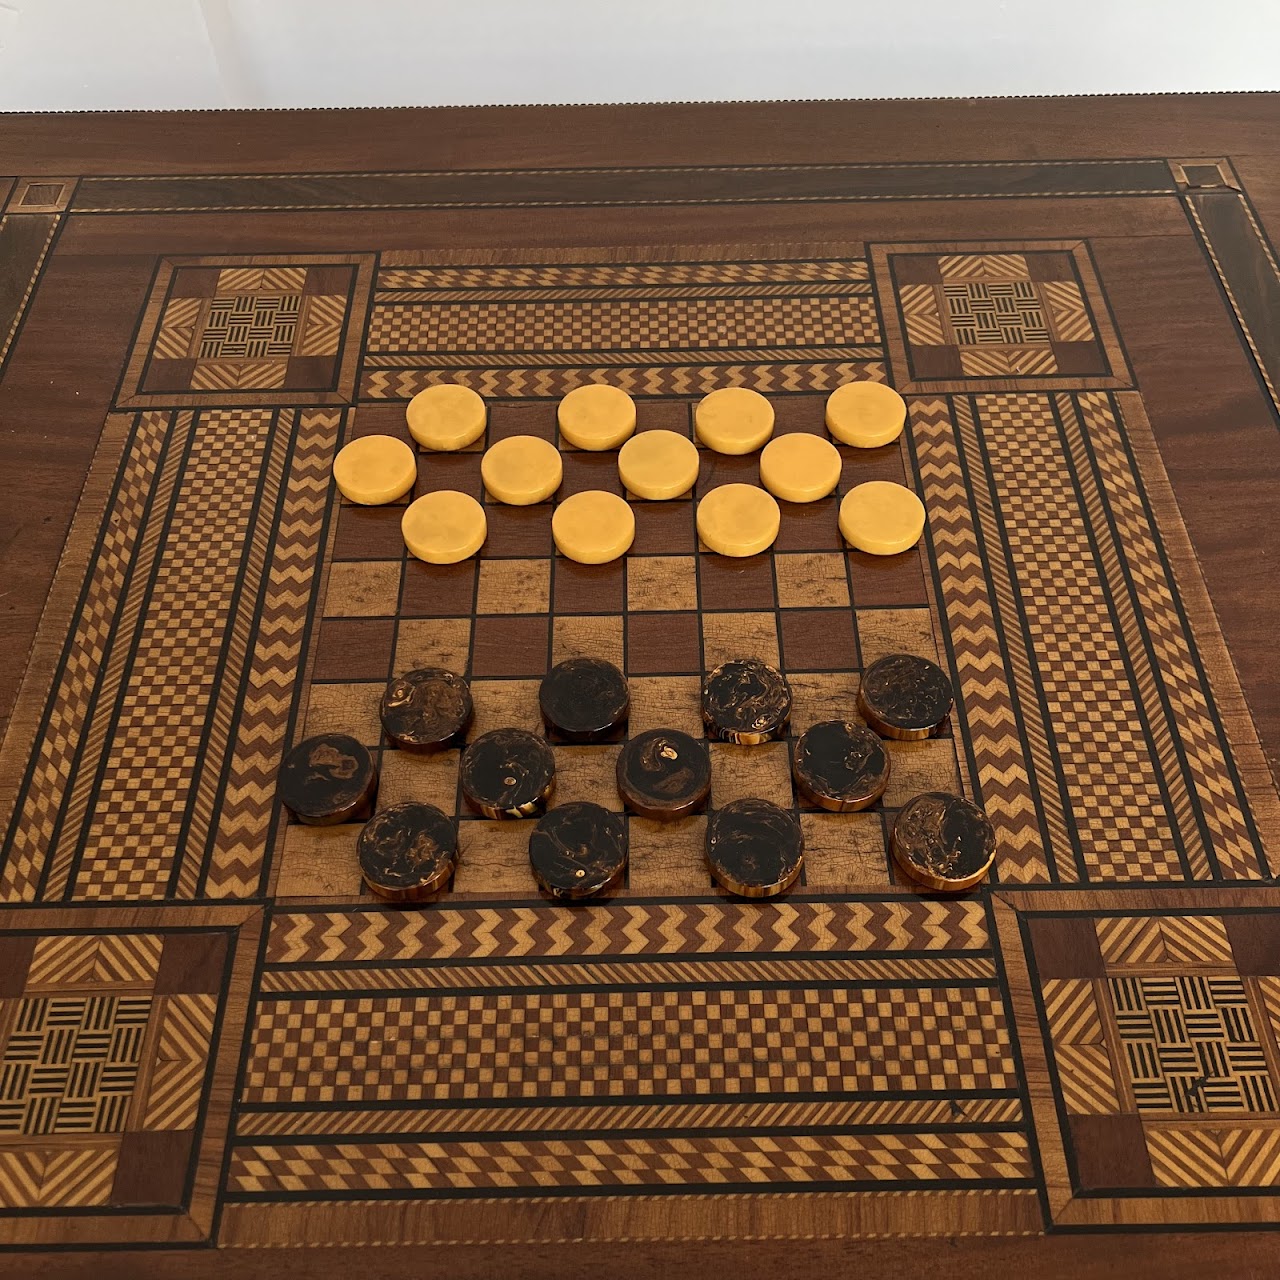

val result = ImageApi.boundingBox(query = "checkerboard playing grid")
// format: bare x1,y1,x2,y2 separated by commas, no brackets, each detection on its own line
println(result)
283,391,962,900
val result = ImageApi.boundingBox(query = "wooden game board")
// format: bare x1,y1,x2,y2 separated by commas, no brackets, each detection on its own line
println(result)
2,99,1280,1276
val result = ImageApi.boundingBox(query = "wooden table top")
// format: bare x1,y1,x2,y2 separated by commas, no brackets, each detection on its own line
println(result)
1,96,1279,1278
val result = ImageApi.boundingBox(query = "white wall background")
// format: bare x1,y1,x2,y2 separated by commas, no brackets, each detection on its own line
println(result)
0,0,1276,111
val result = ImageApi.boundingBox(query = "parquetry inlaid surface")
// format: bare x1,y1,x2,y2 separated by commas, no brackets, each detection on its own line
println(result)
0,167,1278,1256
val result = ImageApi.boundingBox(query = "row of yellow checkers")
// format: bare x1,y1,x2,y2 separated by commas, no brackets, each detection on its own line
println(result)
330,381,923,564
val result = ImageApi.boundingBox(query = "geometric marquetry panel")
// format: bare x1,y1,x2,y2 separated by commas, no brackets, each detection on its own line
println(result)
217,898,1039,1243
0,995,153,1134
361,255,885,400
1019,905,1280,1218
873,239,1131,392
0,406,340,904
0,908,258,1245
118,254,374,407
910,392,1270,884
0,929,218,1207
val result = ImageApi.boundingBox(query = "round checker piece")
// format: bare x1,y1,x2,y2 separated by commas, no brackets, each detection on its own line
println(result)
617,430,700,500
357,802,458,903
460,728,556,819
858,653,954,741
380,667,473,752
706,798,804,898
481,435,562,505
696,483,780,558
529,801,628,900
401,490,487,564
405,384,487,451
539,658,629,744
825,381,907,448
552,490,635,564
891,792,996,892
278,733,377,826
701,658,791,744
615,728,711,821
557,384,637,451
331,435,417,506
838,481,925,556
758,433,842,503
695,387,775,454
792,720,890,812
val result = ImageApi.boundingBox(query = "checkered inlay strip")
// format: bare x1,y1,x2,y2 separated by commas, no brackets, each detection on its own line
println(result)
227,1130,1032,1194
243,985,1012,1103
367,295,880,353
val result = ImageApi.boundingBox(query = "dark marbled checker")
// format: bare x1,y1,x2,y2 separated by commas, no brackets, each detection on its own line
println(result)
792,719,890,812
615,728,711,820
278,733,377,825
891,791,996,892
701,658,792,744
380,666,473,751
529,801,628,900
460,727,556,819
857,652,954,740
539,657,629,743
357,802,458,903
705,797,804,898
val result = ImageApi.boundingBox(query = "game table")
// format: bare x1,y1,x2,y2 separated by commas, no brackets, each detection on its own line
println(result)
1,96,1279,1277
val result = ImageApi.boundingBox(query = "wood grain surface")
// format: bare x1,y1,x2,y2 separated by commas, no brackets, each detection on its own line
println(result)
1,96,1279,1277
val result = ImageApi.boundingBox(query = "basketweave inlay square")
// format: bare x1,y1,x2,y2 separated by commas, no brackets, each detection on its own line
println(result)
0,995,152,1134
1109,975,1275,1113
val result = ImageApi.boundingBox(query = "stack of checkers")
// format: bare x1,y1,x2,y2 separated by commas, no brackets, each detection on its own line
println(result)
278,648,997,902
328,379,928,566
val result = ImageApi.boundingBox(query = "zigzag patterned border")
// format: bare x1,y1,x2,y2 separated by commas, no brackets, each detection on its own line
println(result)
360,361,886,400
909,397,1054,882
204,410,341,898
264,898,992,965
234,1095,1025,1139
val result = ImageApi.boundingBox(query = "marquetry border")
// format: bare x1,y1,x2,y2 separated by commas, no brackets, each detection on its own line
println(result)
908,388,1277,885
5,178,78,215
0,406,343,905
1,157,1276,424
1181,170,1280,424
66,158,1179,215
0,176,76,378
216,1188,1044,1247
0,415,135,867
1168,159,1240,192
0,903,261,1248
0,214,60,376
1111,391,1280,855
